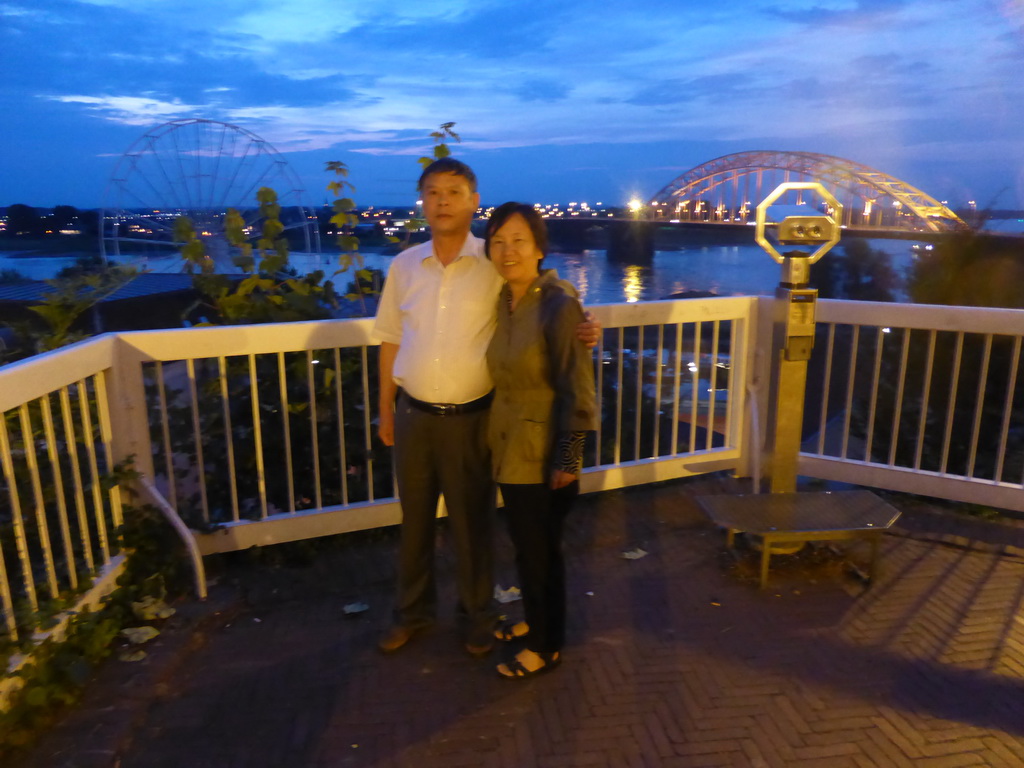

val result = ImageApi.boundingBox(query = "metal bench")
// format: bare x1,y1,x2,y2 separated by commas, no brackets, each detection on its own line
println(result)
698,490,901,589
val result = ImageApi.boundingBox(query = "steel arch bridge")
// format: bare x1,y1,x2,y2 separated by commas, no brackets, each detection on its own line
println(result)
650,150,966,233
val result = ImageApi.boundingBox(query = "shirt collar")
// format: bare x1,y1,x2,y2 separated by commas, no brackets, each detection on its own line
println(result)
421,233,480,267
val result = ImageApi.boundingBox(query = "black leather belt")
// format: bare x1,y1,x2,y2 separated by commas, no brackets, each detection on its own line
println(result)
402,390,493,416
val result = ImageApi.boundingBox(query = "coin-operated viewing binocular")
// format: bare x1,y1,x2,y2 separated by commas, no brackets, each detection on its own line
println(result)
754,182,844,493
776,215,838,245
754,182,843,365
755,182,842,287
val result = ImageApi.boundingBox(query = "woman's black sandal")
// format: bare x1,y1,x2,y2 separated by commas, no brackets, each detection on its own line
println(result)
497,650,561,679
494,622,529,642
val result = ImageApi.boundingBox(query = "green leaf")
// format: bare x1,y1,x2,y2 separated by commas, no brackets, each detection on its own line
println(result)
26,686,48,708
131,596,176,621
235,276,258,295
173,217,196,241
434,143,451,159
263,219,284,240
224,208,247,246
260,254,288,275
121,626,160,645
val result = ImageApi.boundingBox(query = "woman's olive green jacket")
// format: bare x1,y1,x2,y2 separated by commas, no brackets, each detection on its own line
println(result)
486,270,597,485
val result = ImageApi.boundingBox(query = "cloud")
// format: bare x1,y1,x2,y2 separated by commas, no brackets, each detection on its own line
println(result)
3,0,1022,207
0,1,73,23
71,0,481,47
47,94,207,125
513,80,572,103
107,52,184,65
625,74,755,108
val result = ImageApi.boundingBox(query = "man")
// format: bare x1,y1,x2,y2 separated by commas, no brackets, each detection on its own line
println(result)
373,158,597,657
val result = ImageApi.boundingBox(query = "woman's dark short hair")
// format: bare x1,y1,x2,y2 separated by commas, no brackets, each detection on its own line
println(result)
417,157,478,192
485,202,549,260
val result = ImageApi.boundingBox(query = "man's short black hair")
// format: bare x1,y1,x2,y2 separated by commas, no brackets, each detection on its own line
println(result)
417,157,478,193
485,201,549,261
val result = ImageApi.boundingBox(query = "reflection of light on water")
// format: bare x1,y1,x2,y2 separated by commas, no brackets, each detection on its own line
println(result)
568,262,589,301
623,264,644,303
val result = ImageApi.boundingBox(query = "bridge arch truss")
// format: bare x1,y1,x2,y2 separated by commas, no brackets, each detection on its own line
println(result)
650,151,965,233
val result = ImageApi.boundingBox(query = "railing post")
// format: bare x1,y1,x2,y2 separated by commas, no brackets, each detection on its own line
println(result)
106,335,156,489
737,300,772,489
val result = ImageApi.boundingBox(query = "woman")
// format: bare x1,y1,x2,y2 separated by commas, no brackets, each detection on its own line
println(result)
484,202,597,679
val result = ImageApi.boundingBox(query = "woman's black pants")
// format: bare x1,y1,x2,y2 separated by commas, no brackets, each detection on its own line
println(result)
499,480,579,654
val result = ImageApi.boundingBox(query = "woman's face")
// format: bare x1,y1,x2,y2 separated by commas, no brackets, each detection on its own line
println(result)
489,213,542,289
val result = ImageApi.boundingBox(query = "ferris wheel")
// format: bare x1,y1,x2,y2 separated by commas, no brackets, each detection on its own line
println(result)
99,118,320,270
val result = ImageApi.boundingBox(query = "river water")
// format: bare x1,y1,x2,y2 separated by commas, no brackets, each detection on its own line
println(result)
0,237,921,304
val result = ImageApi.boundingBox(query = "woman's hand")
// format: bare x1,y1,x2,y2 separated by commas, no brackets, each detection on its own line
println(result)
575,311,602,349
550,469,577,490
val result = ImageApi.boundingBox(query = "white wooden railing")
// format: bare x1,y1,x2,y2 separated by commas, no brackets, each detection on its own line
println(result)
0,297,756,675
804,300,1024,512
5,295,1024,699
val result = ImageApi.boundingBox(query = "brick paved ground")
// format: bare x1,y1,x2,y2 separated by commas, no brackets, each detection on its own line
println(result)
13,474,1024,767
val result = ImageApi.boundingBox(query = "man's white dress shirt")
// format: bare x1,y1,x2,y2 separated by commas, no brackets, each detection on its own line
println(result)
373,235,502,404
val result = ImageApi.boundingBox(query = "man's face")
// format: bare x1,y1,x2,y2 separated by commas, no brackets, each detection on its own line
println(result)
421,171,480,237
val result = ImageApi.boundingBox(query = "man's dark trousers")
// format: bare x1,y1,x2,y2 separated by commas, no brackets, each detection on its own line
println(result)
392,393,497,634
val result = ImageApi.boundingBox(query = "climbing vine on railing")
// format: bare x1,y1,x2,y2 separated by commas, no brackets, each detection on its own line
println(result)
0,459,190,757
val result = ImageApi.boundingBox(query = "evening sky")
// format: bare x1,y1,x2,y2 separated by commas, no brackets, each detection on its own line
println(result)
1,0,1022,209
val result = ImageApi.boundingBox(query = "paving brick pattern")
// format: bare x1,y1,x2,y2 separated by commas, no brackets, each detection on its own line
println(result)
15,476,1024,767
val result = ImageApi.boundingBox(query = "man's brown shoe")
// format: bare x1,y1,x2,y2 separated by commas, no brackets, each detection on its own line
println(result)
464,625,496,658
378,624,422,654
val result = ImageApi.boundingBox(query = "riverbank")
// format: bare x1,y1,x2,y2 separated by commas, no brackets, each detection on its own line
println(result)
0,235,100,256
